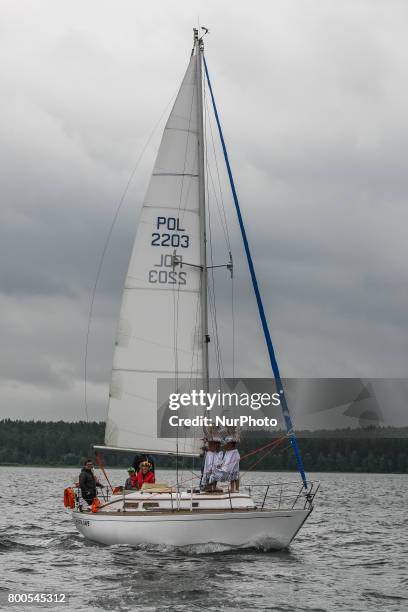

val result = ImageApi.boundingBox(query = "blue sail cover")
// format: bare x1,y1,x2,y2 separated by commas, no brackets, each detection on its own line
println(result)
203,56,308,488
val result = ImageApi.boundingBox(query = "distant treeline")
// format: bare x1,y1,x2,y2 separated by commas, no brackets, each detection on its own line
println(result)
0,419,407,473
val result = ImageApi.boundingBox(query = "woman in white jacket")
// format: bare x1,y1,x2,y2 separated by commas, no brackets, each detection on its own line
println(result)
210,437,240,492
201,439,223,490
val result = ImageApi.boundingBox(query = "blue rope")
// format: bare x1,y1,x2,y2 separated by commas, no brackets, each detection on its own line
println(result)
203,56,308,488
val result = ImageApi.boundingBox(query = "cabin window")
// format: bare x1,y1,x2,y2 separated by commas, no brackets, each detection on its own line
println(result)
192,502,199,508
143,502,160,509
124,502,139,509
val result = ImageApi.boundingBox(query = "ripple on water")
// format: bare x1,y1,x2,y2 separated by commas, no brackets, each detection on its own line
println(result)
0,537,36,552
0,469,407,612
363,591,408,602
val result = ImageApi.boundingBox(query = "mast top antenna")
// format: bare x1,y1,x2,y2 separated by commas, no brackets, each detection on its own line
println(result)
193,26,209,45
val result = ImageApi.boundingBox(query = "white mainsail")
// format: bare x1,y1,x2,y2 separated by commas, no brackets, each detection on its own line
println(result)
104,53,203,456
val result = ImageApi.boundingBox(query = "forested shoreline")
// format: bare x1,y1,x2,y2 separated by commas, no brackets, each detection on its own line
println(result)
0,419,407,473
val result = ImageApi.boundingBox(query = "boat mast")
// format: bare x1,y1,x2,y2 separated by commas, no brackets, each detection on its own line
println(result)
195,29,210,395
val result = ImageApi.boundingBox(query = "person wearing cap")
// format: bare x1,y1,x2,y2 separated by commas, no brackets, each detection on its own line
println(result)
137,460,155,489
201,439,223,491
210,437,240,492
124,466,139,490
132,453,155,473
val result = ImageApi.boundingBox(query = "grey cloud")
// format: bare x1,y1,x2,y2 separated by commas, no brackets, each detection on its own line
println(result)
1,0,407,421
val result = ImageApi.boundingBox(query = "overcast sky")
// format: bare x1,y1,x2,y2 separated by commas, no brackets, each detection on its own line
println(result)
1,1,408,423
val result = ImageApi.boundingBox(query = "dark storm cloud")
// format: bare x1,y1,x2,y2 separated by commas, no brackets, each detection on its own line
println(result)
1,1,407,420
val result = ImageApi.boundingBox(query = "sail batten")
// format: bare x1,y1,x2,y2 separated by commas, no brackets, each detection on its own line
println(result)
112,368,201,374
105,53,203,455
153,172,199,177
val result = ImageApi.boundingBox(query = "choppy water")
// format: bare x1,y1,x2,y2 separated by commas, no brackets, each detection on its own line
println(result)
0,468,407,611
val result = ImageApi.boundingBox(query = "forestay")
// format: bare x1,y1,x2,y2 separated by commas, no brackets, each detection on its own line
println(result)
105,54,203,456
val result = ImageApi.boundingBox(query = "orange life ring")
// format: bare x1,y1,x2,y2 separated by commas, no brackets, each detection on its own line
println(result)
63,487,75,509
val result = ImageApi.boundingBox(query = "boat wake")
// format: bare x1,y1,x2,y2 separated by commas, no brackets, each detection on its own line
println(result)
106,535,288,556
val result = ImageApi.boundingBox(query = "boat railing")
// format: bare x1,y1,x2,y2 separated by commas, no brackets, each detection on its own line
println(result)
75,479,319,513
241,480,320,510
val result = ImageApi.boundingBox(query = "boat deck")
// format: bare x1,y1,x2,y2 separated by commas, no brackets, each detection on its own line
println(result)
80,506,306,517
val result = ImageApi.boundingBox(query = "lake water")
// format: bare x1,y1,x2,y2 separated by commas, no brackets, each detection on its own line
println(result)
0,468,406,611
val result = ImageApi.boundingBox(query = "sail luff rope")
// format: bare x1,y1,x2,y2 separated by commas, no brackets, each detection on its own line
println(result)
172,57,197,393
171,55,198,483
203,56,308,489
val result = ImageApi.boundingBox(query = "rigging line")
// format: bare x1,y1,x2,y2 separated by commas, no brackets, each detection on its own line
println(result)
209,282,224,382
207,276,222,383
208,240,224,386
204,72,224,386
177,158,198,233
239,435,287,461
204,95,236,382
203,55,308,489
240,437,288,479
205,156,230,253
204,83,224,387
204,96,236,380
204,95,231,252
188,294,201,390
241,444,290,478
204,95,232,385
205,157,228,381
83,90,177,423
204,98,230,253
231,268,235,379
205,144,230,256
94,452,114,493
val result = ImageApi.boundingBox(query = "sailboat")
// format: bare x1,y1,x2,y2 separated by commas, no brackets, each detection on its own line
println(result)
70,29,319,548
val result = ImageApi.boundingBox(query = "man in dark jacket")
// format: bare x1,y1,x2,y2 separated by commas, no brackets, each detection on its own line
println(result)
79,459,104,505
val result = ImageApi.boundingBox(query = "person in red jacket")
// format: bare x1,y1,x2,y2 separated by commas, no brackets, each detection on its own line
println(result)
137,461,155,489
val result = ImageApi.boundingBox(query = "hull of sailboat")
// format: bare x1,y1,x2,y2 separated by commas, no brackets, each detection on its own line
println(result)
72,507,312,549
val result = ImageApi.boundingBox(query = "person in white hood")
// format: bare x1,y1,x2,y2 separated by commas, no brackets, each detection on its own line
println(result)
201,439,223,491
210,437,240,492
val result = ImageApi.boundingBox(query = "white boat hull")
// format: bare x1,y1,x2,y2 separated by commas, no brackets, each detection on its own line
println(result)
72,507,312,549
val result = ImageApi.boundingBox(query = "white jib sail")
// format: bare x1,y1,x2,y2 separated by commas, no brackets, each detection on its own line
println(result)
105,54,203,456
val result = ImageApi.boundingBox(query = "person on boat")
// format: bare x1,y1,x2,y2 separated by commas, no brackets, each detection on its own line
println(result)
137,460,155,489
210,437,240,492
124,466,138,490
78,458,104,505
132,453,155,473
201,439,223,491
